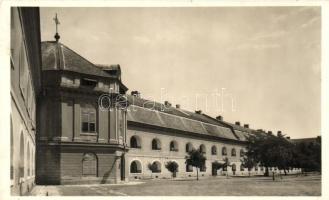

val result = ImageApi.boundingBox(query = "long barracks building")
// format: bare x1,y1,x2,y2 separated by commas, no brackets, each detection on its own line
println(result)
36,39,301,185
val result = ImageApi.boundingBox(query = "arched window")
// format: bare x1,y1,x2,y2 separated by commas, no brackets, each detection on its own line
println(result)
240,164,244,171
240,149,245,157
199,144,206,154
19,132,24,179
130,160,142,173
27,142,30,176
186,163,193,172
186,143,193,153
232,164,236,171
151,161,161,173
130,136,141,148
170,140,178,152
82,153,98,176
152,138,161,150
222,147,227,156
231,148,236,157
211,146,217,155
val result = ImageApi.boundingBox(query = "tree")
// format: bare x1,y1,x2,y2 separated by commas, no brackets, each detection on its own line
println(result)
241,155,256,177
148,162,158,178
165,161,179,178
245,131,294,177
185,149,206,180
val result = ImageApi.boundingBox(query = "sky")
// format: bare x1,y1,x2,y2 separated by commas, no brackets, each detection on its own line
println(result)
40,7,321,139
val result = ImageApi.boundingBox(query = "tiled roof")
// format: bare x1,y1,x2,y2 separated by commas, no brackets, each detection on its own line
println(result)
127,95,252,142
41,41,114,78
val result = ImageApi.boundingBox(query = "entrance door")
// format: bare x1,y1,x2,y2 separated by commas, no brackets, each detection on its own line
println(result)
212,163,218,176
120,154,125,181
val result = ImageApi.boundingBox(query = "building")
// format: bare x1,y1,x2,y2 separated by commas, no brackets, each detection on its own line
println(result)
10,7,42,195
35,35,302,185
36,41,129,185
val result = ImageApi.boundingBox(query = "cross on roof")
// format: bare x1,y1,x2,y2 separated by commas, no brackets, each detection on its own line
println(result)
53,13,61,42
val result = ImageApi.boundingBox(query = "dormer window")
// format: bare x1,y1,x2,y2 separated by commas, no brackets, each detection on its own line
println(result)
81,78,97,88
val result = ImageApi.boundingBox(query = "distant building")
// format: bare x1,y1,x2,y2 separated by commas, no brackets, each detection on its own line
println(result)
10,7,42,195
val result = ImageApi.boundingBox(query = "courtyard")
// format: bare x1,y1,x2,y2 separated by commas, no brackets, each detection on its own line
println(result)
30,174,321,196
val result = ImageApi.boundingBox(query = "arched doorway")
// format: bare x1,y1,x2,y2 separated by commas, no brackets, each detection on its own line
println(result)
82,153,97,177
232,164,236,175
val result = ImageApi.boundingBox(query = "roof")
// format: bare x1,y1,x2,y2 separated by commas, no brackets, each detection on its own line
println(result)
41,41,114,78
127,95,252,142
291,137,320,144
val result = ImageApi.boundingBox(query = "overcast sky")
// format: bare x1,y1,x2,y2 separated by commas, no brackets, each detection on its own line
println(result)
40,7,321,139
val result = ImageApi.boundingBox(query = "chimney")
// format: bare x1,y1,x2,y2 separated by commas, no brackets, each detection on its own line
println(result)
216,115,223,121
195,110,202,114
268,131,273,135
164,101,172,107
235,121,241,126
277,130,282,135
286,136,291,139
131,91,141,98
244,124,249,128
175,104,180,109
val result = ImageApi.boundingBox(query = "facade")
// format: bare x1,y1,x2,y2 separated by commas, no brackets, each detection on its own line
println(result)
35,39,301,185
36,41,129,185
10,7,42,195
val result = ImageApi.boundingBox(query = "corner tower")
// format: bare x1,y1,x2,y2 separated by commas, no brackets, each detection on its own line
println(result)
36,39,129,184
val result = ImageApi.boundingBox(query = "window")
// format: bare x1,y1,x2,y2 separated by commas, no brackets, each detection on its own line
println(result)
223,165,227,171
231,148,236,157
222,147,227,156
151,161,161,173
200,163,206,172
130,136,141,148
240,149,245,157
170,140,178,152
186,143,193,153
211,146,217,155
152,138,161,150
19,132,24,179
255,166,258,171
130,160,142,173
186,164,193,172
199,144,206,154
260,166,264,171
81,78,97,88
240,164,244,171
19,41,28,99
82,153,97,176
81,104,96,133
27,142,30,176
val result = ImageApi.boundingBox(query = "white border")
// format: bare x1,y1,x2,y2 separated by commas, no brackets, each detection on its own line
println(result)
1,1,328,200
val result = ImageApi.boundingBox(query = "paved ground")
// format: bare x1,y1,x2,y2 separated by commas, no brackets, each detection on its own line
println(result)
30,174,321,196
